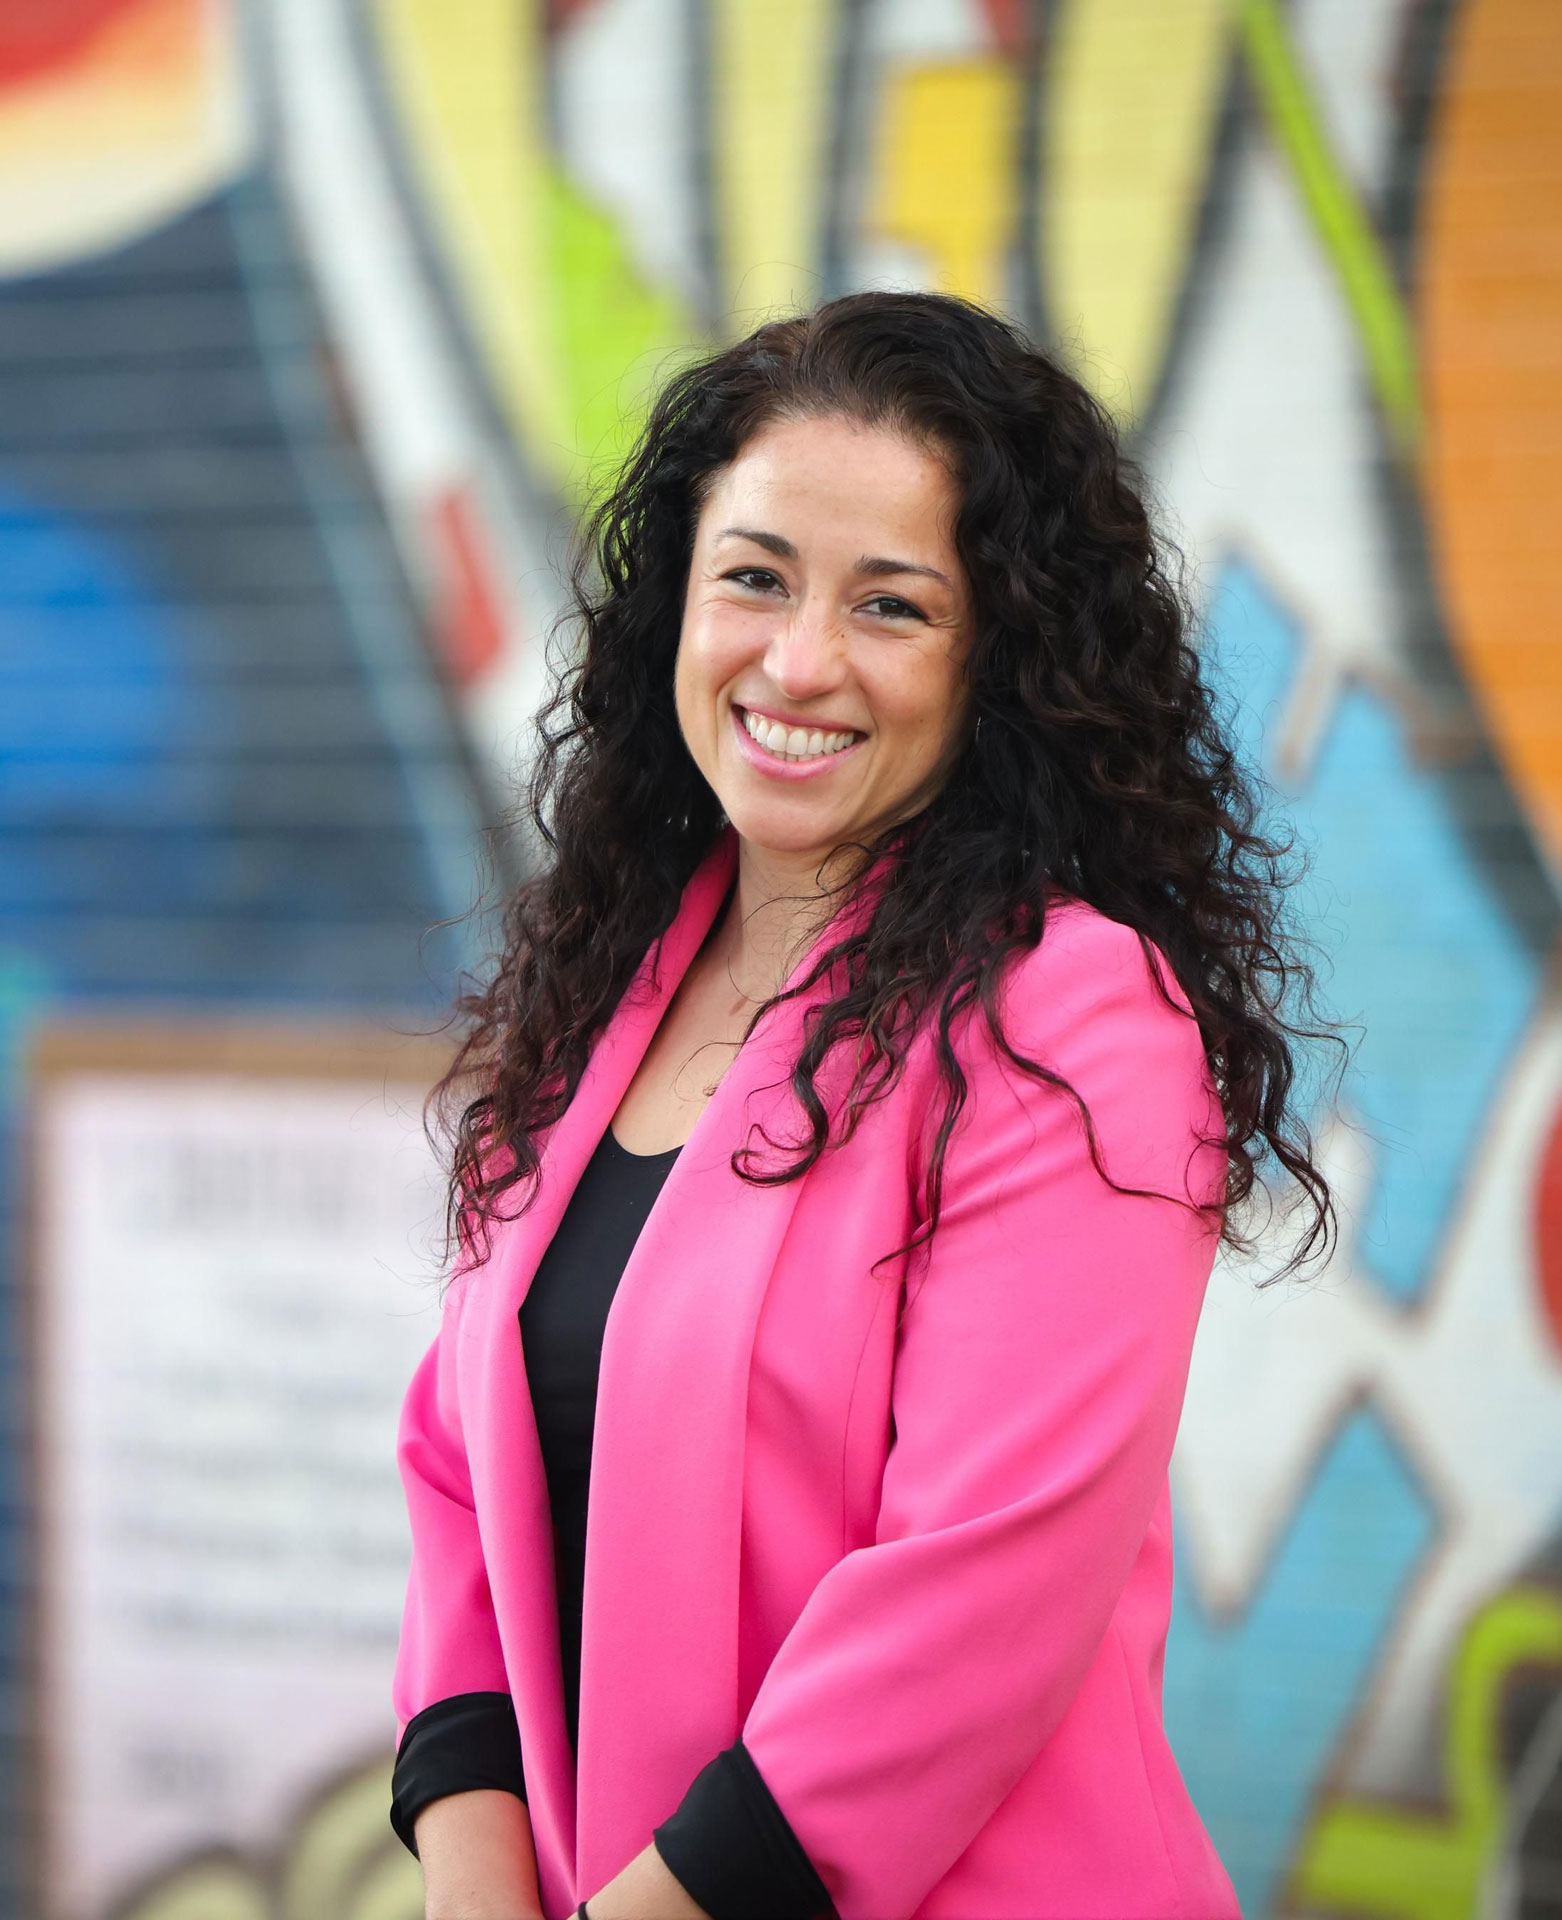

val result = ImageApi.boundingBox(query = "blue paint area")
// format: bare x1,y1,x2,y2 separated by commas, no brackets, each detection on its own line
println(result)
1165,1405,1436,1916
1197,555,1541,1299
0,494,186,813
0,486,468,1002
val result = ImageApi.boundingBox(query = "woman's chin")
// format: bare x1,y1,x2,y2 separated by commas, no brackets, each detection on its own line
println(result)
723,803,854,864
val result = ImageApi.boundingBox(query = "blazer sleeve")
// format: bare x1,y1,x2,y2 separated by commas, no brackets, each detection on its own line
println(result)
733,910,1227,1919
392,1272,514,1734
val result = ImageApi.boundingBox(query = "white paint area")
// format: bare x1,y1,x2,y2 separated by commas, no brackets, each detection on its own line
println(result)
268,0,470,510
553,0,706,318
1174,976,1562,1793
1145,100,1404,751
1293,0,1418,200
1150,12,1562,1797
266,0,567,789
36,1070,445,1916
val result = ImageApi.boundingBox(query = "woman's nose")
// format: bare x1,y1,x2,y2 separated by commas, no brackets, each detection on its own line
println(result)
762,596,847,696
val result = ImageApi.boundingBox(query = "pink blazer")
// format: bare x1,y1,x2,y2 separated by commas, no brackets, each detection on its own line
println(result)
393,824,1239,1920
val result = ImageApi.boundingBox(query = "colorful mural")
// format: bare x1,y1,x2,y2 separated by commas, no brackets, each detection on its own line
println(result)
0,5,486,1913
1,0,1559,1915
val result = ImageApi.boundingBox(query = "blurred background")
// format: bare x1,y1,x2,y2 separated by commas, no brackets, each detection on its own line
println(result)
1,0,1559,1915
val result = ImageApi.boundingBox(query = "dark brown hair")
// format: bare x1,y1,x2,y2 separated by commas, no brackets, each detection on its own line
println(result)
433,290,1346,1285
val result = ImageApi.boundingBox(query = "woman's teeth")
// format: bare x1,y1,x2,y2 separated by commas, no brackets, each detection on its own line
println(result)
742,709,859,762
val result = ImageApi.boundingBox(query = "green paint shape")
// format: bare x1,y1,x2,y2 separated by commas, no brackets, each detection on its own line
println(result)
1289,1586,1562,1919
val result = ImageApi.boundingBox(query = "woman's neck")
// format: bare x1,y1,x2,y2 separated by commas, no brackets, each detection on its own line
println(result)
714,837,864,1005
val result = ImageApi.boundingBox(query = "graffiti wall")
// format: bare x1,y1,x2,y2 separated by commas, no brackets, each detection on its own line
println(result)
1,0,1558,1915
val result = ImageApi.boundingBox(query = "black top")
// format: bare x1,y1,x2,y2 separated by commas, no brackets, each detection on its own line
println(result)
521,1124,684,1751
390,1126,837,1919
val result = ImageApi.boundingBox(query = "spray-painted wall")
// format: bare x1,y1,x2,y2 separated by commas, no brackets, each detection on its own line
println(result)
2,2,1558,1916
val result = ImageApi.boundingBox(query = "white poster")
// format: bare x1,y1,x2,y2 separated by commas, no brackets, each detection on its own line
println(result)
33,1047,448,1919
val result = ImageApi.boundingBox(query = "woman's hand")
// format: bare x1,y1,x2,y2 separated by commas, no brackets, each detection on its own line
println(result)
582,1840,712,1919
413,1789,545,1920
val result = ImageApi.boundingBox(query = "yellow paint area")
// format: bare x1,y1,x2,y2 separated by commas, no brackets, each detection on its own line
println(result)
1289,1586,1562,1920
1042,0,1233,421
710,0,838,329
120,1862,270,1920
370,0,691,500
372,0,569,473
871,59,1021,310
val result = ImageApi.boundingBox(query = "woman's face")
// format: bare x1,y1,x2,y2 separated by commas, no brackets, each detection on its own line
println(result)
675,412,975,873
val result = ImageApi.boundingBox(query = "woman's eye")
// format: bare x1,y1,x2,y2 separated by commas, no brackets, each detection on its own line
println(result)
862,594,925,621
727,567,783,592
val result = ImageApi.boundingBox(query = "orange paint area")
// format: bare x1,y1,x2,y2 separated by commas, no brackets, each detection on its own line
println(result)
1419,0,1562,876
0,0,241,279
0,1,139,88
0,0,215,180
0,0,206,102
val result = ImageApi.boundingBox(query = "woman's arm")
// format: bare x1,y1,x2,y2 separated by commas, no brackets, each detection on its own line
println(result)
581,1841,710,1919
414,1790,545,1920
655,912,1227,1919
394,1285,542,1912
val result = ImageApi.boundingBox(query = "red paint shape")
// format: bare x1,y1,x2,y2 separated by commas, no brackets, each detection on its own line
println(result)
547,0,607,30
978,0,1033,60
0,0,137,87
1534,1089,1562,1359
429,484,507,685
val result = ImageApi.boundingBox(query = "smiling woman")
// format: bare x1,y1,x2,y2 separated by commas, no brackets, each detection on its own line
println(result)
677,416,973,879
392,291,1342,1920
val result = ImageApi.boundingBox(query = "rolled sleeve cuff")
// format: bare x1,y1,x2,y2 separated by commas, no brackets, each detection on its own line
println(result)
389,1690,527,1856
652,1738,837,1920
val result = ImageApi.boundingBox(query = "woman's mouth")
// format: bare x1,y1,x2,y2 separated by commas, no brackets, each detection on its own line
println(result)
731,705,866,779
741,708,859,761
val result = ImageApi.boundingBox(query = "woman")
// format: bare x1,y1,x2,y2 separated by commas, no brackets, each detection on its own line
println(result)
390,290,1337,1919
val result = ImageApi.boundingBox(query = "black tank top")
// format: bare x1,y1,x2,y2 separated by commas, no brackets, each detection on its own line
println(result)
518,1123,682,1754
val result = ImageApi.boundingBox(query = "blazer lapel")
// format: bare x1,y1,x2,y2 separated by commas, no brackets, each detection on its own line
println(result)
461,821,891,1907
575,843,891,1893
460,828,740,1909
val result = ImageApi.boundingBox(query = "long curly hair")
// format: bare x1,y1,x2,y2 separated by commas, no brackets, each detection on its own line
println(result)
434,290,1346,1285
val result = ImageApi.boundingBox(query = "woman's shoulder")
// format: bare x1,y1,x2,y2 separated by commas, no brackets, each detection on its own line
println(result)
1004,890,1197,1030
902,890,1221,1210
904,890,1207,1120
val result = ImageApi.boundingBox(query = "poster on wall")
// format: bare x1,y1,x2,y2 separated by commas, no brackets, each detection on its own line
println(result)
29,1024,453,1920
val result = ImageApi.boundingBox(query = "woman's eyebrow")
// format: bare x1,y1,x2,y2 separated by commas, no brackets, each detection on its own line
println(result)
853,554,953,589
716,526,798,559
